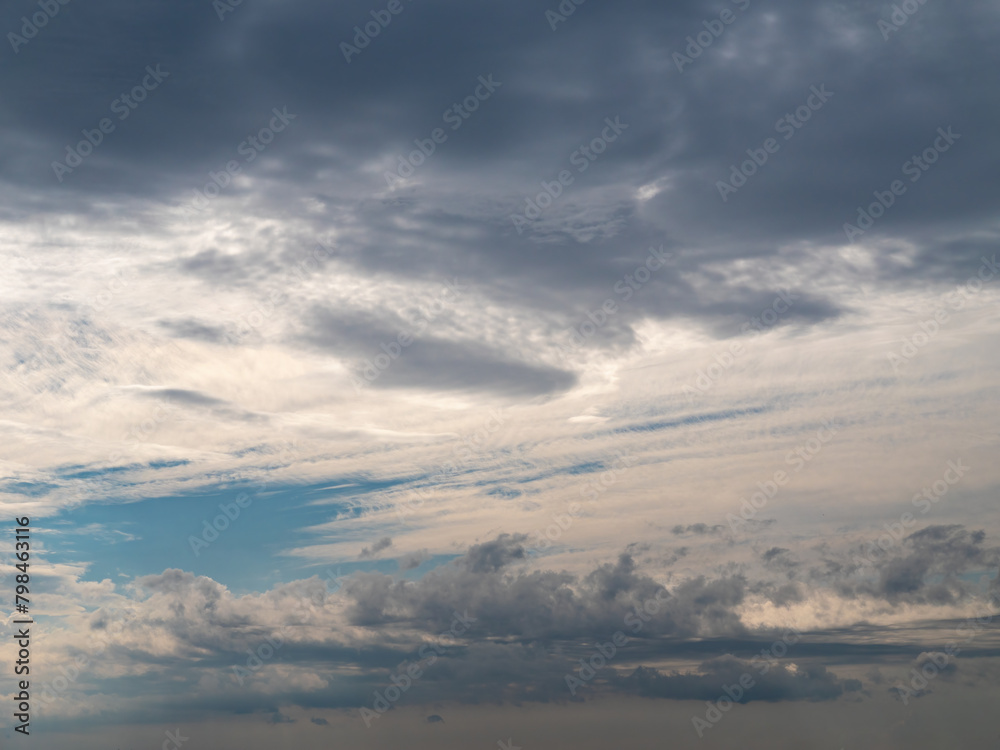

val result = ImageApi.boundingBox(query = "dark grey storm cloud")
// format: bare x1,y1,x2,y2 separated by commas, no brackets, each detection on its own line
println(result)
7,0,999,391
342,538,748,639
51,531,998,730
7,2,1000,744
304,307,578,396
621,658,862,703
826,525,1000,605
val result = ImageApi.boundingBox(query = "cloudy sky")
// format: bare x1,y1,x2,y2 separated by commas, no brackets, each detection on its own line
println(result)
1,0,999,747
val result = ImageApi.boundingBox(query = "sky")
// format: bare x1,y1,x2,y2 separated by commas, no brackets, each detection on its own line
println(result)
1,0,999,747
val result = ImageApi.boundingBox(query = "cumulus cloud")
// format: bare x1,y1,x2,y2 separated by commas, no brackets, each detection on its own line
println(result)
831,525,1000,605
342,538,747,640
3,0,1000,745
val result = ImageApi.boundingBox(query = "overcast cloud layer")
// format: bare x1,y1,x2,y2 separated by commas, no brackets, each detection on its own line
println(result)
1,0,999,748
